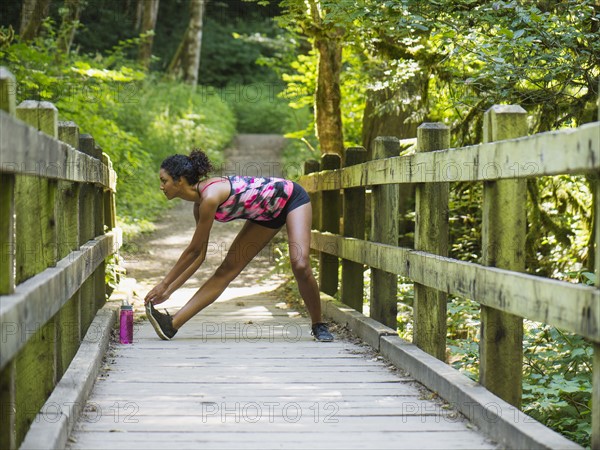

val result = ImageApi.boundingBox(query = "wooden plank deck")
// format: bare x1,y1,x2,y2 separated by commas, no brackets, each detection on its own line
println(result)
67,288,498,449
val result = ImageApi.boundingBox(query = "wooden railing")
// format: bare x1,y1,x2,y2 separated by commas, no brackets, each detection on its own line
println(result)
299,105,600,447
0,67,120,449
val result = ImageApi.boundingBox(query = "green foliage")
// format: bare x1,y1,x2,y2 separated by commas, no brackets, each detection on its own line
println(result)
105,253,126,293
527,176,594,280
280,134,319,182
115,78,235,166
396,290,414,339
352,0,598,141
440,0,599,132
444,174,593,447
265,0,598,146
523,323,592,447
444,300,593,447
247,0,369,148
448,182,483,263
0,25,236,235
340,47,369,146
280,49,318,141
1,25,149,224
445,296,481,381
277,44,366,149
199,16,284,87
403,173,594,448
70,0,140,58
260,2,595,446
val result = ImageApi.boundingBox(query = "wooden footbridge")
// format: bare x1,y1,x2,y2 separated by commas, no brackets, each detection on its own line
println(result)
1,66,599,449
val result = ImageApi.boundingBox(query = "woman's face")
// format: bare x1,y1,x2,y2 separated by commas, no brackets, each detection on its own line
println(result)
159,168,181,200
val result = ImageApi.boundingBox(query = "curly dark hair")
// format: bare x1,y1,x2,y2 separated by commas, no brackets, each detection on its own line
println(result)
160,149,214,185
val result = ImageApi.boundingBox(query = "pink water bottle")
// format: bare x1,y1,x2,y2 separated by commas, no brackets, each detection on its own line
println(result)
119,300,134,344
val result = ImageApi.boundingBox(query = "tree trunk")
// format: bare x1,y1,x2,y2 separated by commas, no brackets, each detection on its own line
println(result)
138,0,160,69
57,0,82,54
20,0,52,41
168,0,206,85
314,36,344,156
183,0,206,86
306,0,344,157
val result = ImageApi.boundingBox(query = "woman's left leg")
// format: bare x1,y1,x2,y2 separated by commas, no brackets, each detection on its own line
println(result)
171,221,280,329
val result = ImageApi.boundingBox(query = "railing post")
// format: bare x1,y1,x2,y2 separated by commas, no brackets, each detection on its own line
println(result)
78,134,97,245
319,153,341,296
14,100,59,446
102,153,116,231
341,147,367,311
0,67,16,116
93,143,105,238
78,134,98,333
0,68,16,295
93,143,106,310
480,105,527,408
370,137,399,328
413,123,450,361
0,177,15,293
15,101,59,279
57,121,81,259
304,159,320,231
14,100,59,274
0,66,17,450
56,121,82,379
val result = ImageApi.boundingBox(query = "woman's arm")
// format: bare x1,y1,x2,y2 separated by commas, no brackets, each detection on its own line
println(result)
163,253,203,295
144,199,217,304
162,204,203,295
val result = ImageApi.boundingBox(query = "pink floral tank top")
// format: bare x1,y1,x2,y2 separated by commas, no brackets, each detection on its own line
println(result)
211,176,294,223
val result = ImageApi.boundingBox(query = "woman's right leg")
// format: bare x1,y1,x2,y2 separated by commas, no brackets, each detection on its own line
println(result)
285,203,334,341
171,221,280,329
285,203,322,323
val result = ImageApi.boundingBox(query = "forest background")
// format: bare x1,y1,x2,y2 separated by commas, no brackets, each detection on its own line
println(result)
0,0,598,446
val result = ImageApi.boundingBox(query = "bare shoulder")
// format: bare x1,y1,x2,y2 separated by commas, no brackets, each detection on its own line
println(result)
199,177,230,206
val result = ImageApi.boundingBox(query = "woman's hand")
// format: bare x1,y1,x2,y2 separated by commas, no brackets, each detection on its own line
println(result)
144,282,170,305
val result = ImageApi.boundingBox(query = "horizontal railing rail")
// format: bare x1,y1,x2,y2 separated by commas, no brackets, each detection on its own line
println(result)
301,122,599,191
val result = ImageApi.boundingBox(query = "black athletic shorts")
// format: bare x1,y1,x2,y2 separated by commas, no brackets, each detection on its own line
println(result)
250,182,310,229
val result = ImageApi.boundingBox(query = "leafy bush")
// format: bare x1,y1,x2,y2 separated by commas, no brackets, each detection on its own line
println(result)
116,78,235,169
0,26,236,236
523,324,592,446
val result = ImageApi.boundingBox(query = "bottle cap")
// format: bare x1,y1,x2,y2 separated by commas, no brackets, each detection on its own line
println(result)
121,298,133,310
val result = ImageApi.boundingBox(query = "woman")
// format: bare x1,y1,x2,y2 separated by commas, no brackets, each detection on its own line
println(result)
144,149,334,342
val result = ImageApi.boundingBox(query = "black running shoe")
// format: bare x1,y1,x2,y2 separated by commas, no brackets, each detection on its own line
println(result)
311,322,334,342
146,302,177,340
